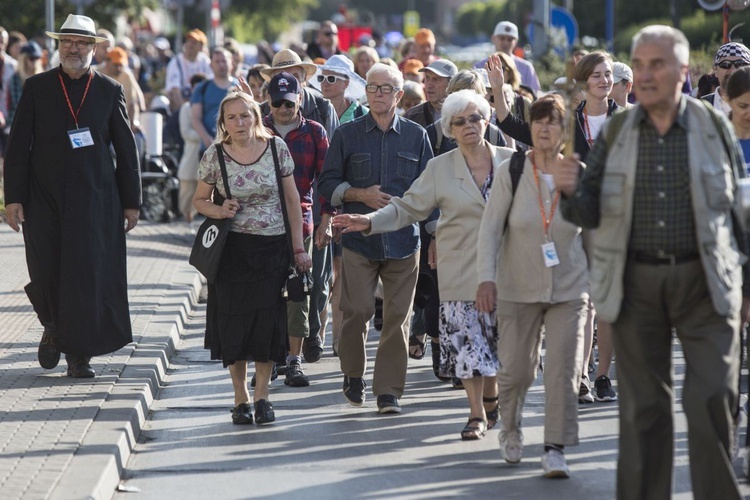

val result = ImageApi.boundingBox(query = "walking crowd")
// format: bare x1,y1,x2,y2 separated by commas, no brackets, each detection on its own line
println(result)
1,11,748,499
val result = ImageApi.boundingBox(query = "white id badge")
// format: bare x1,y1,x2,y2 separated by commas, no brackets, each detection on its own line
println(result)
542,241,560,267
68,128,94,149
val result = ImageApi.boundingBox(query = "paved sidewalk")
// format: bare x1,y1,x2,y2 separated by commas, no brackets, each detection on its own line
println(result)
0,221,203,500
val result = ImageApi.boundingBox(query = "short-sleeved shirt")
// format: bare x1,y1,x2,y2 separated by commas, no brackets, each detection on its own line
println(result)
191,78,238,141
197,138,295,235
165,52,213,94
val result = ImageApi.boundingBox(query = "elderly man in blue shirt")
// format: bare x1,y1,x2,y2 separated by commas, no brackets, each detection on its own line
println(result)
319,62,433,414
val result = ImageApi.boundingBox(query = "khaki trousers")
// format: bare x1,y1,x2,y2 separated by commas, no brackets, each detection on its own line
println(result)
613,260,741,500
339,248,419,398
496,298,587,446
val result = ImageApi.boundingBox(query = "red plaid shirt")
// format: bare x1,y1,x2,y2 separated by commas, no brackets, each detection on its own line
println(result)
264,114,333,237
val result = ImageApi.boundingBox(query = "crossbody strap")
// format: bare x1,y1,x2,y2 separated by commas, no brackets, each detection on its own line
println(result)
270,138,296,265
214,144,232,201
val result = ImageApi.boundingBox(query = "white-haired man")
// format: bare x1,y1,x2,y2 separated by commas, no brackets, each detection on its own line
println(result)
318,63,433,414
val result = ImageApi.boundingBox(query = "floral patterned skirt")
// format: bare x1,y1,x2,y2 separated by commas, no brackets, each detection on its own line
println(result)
438,301,499,379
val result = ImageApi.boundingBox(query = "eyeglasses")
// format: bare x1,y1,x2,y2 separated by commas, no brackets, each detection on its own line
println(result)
59,39,94,51
365,84,399,94
716,59,749,70
317,74,348,84
271,100,296,109
450,114,485,128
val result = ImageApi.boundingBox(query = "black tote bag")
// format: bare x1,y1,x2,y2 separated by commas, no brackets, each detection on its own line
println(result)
189,144,233,282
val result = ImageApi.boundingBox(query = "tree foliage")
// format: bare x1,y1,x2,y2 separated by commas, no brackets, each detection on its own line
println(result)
220,0,318,42
0,0,156,39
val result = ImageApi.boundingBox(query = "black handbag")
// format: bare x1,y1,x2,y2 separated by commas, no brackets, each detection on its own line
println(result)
189,144,232,282
270,138,313,302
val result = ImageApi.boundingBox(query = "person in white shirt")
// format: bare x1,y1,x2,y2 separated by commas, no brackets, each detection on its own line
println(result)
164,29,213,113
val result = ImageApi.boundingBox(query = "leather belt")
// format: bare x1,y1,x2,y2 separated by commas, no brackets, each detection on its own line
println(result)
629,251,700,266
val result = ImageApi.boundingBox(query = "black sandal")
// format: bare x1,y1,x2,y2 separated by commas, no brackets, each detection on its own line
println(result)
483,396,500,430
409,333,426,360
431,341,451,382
460,417,487,440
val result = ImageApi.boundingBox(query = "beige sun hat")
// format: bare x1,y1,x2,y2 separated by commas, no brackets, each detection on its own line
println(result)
45,14,108,43
260,49,318,82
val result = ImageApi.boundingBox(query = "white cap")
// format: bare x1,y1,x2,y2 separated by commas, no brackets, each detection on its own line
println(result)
613,62,633,84
493,21,519,39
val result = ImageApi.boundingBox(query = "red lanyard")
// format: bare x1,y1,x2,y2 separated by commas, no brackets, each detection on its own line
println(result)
583,109,595,147
58,70,93,129
530,152,560,240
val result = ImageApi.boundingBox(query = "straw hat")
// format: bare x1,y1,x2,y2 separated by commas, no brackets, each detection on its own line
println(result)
260,49,318,82
311,54,366,102
45,14,108,43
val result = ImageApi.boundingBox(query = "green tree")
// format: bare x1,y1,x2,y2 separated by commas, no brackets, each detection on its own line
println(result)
0,0,156,39
220,0,318,42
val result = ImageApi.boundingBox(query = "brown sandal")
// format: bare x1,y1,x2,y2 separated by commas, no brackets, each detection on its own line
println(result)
460,418,487,440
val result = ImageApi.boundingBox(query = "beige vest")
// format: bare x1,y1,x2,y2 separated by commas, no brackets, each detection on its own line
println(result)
590,97,745,322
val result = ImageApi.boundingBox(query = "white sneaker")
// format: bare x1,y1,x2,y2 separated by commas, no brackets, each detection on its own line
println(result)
542,449,570,478
498,428,523,464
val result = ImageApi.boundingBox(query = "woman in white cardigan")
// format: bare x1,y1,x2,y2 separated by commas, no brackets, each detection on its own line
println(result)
333,90,514,440
476,94,589,478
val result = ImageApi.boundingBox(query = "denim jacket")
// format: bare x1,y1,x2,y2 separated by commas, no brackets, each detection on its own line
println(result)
318,112,434,260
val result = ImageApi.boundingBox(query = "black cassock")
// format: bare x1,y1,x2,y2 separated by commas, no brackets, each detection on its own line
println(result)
4,67,141,357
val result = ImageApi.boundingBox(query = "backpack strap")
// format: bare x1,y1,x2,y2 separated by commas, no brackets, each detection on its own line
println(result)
434,124,444,156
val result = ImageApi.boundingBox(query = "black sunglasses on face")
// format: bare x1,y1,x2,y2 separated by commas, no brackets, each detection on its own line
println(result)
271,100,296,109
716,59,749,70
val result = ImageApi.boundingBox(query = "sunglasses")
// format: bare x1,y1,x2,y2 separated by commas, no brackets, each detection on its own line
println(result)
365,84,399,94
317,74,348,84
322,31,337,37
271,100,296,109
716,59,749,70
450,114,485,128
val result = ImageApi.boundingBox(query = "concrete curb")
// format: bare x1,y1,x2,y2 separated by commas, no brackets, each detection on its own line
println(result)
49,268,204,500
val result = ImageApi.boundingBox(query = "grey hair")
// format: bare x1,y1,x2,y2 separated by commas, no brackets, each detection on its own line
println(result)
440,89,492,139
366,62,404,89
446,69,486,96
631,25,689,66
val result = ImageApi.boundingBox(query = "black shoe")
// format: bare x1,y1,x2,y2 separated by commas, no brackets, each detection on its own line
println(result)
284,360,310,387
594,375,617,402
373,298,383,331
276,361,289,376
343,375,366,406
38,326,60,369
377,394,402,414
231,402,253,425
254,399,275,424
65,355,95,378
302,335,324,363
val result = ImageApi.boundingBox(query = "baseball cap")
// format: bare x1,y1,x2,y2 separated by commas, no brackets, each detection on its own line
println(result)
402,58,424,76
612,62,633,84
107,47,128,66
20,41,43,59
185,29,207,46
419,59,458,79
268,72,300,105
493,21,519,39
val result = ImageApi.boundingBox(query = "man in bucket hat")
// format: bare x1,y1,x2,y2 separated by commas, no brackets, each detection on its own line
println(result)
703,41,750,116
3,14,141,378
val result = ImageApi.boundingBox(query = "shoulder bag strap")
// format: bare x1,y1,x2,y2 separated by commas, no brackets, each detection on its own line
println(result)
214,144,232,200
270,138,296,265
504,151,526,233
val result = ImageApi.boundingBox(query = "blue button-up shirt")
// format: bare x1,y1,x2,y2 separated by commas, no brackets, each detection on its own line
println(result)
318,112,433,260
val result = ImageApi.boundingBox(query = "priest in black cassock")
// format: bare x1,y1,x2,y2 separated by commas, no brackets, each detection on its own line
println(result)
3,14,141,378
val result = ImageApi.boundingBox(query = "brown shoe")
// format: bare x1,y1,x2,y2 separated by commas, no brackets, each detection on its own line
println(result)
66,355,95,378
38,326,60,369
